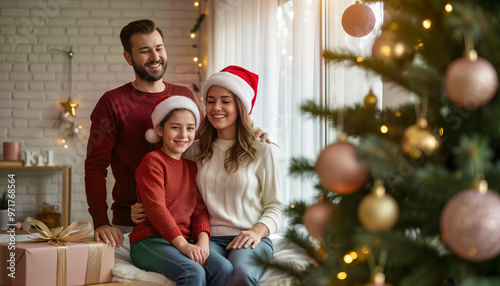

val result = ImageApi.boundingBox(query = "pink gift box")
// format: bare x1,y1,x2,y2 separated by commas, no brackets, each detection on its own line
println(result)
1,240,114,286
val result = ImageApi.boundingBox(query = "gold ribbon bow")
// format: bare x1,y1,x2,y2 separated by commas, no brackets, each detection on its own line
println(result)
18,220,102,285
23,219,91,246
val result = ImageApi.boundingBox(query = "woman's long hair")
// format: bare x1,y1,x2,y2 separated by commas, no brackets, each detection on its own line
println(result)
196,95,257,173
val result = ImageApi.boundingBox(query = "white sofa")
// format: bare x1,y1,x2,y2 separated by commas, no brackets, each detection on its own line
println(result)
113,232,311,286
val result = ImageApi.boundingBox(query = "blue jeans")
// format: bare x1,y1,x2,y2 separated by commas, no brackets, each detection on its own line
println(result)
130,237,232,286
207,236,274,286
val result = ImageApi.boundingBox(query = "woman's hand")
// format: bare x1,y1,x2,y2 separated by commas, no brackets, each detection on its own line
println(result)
130,202,146,224
227,222,269,250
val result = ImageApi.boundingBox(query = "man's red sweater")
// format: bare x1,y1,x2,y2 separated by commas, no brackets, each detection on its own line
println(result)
129,149,210,243
84,82,198,228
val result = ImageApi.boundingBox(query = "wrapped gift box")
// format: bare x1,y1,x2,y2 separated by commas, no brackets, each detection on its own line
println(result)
1,239,114,286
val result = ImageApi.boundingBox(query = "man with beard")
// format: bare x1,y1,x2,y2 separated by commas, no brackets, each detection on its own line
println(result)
84,19,201,247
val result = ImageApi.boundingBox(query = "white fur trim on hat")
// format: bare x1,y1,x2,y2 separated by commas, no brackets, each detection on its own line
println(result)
202,72,255,113
145,95,200,144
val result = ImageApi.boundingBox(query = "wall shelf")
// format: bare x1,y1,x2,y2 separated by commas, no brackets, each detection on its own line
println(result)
0,165,72,228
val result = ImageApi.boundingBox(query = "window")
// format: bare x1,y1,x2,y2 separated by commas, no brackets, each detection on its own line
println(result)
206,0,383,226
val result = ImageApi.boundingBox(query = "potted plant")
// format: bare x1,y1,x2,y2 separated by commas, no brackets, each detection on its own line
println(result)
0,190,9,230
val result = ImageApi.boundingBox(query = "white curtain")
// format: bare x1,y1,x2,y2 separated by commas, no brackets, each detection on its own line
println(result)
275,0,322,205
207,0,279,137
207,0,322,213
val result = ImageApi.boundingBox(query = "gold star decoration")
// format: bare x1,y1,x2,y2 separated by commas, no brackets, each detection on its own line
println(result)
60,96,79,117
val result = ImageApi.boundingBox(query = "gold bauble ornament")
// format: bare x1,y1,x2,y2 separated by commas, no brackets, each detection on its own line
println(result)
364,89,378,109
303,200,340,240
316,138,370,194
401,118,439,160
371,23,415,68
358,183,399,231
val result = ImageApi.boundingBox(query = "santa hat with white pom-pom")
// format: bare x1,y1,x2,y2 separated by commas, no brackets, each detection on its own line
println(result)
202,65,259,116
145,95,201,144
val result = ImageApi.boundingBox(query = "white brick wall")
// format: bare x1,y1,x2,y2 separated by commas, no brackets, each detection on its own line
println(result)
0,0,203,226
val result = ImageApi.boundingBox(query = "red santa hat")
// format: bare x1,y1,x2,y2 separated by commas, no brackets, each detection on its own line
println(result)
202,65,259,114
145,95,200,144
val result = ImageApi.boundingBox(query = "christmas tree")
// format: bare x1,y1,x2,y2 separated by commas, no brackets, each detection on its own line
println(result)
263,0,500,285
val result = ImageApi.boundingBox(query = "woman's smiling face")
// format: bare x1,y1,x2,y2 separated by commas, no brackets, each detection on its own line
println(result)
206,85,239,139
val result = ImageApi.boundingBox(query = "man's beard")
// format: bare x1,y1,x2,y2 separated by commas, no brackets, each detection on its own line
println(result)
132,58,167,82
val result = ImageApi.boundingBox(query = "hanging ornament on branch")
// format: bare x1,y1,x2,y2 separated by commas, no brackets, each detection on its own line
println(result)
444,49,498,109
364,88,378,110
371,23,415,68
401,94,439,160
341,1,376,38
315,133,370,194
401,117,440,160
440,177,500,262
303,197,340,241
358,180,399,232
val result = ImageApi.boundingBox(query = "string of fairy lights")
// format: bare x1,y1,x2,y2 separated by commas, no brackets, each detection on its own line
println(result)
191,1,206,104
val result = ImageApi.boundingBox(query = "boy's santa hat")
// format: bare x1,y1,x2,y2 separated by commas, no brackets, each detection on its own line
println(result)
202,65,259,114
145,95,200,144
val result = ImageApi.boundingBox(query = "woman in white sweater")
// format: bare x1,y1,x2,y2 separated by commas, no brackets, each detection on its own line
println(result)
191,65,283,286
133,65,284,285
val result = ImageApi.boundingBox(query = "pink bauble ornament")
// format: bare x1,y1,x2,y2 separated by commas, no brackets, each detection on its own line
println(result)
303,200,340,240
315,141,369,194
342,1,376,38
445,55,498,109
440,188,500,262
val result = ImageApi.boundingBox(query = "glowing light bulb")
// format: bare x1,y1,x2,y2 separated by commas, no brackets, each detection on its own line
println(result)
380,125,389,134
198,63,203,67
337,272,347,280
344,254,353,264
349,251,358,259
194,2,199,7
190,33,196,38
356,57,364,62
445,4,453,13
193,57,198,62
422,19,432,29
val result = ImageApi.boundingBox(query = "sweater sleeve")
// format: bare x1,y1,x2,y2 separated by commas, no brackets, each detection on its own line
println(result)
190,189,211,240
255,143,284,235
84,93,117,229
135,155,184,243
